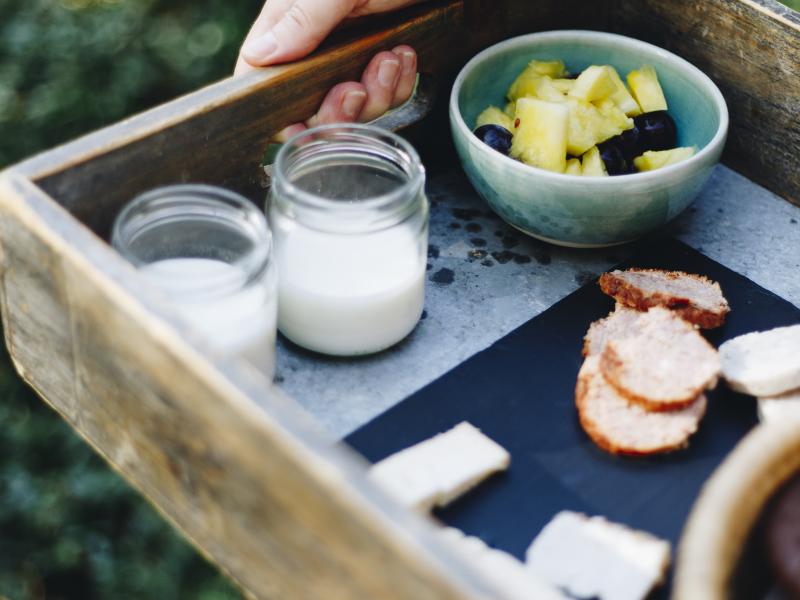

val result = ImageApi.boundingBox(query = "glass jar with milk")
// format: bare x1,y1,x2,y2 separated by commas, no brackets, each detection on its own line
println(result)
112,185,278,379
269,124,428,356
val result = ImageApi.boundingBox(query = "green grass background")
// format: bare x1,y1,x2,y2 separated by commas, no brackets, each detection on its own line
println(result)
1,0,798,598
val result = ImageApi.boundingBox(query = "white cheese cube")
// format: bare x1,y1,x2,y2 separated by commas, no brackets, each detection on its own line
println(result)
368,422,510,512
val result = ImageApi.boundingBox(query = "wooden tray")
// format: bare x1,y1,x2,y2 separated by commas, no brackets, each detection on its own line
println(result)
0,1,798,598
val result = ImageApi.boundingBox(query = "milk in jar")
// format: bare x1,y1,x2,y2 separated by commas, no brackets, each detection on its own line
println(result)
113,185,278,378
270,124,428,356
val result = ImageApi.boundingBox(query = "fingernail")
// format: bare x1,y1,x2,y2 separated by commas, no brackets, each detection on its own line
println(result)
399,50,416,75
342,90,367,119
378,58,400,88
243,31,278,63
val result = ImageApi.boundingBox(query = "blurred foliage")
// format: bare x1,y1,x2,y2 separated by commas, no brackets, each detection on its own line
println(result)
0,0,260,597
0,0,259,167
0,351,242,599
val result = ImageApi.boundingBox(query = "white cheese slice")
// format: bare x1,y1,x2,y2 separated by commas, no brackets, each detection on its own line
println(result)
368,422,510,512
439,528,566,600
525,511,670,600
758,388,800,423
720,324,800,397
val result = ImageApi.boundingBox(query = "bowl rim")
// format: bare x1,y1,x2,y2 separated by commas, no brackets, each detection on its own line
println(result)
450,29,730,184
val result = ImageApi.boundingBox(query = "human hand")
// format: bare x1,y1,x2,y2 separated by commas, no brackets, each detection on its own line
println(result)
235,0,425,71
235,1,424,141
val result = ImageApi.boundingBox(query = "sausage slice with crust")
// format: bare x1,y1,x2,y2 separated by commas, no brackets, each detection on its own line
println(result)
599,308,720,411
576,356,708,455
599,269,729,329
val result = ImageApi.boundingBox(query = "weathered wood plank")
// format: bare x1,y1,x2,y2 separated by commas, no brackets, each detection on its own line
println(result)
0,171,501,600
14,0,599,239
0,221,79,423
612,0,800,205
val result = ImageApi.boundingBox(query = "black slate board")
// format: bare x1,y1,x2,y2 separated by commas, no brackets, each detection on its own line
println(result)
346,238,800,596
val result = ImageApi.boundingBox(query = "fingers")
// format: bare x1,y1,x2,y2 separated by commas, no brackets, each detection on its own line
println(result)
234,0,294,75
273,123,308,144
350,0,428,18
272,46,416,141
390,46,417,108
307,82,368,128
358,51,402,122
241,0,359,67
274,81,367,142
235,0,430,74
357,46,417,122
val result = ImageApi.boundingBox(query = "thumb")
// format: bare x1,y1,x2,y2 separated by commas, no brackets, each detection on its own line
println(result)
241,0,359,66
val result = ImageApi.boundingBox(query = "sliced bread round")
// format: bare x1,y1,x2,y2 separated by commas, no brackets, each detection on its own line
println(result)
599,307,720,411
576,356,707,456
599,269,729,329
720,324,800,397
583,305,643,357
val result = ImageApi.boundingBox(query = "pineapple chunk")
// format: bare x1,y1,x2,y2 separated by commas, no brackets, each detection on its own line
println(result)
595,100,635,136
551,78,576,95
605,66,642,116
569,66,616,103
633,147,696,171
581,146,609,176
565,99,602,156
511,98,569,173
565,99,634,157
565,158,582,176
507,60,567,101
504,101,516,118
627,65,668,112
476,106,514,131
527,76,567,102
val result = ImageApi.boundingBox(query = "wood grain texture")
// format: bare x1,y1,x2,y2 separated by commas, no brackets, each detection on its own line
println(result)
0,171,506,600
612,0,800,205
14,0,598,239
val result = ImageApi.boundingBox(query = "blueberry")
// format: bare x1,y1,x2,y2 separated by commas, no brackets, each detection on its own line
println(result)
474,124,513,156
597,140,633,175
633,111,677,153
615,125,641,159
595,125,640,172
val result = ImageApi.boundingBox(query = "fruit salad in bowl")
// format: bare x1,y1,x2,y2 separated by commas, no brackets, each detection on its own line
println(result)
450,30,729,247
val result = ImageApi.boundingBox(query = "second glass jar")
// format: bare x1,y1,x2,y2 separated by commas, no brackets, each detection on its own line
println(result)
269,124,429,357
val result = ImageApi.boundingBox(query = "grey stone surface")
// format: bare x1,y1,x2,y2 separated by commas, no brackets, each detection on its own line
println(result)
671,167,800,306
273,166,800,438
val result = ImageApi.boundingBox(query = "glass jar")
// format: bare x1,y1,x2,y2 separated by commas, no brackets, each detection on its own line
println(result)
269,124,428,356
112,185,278,379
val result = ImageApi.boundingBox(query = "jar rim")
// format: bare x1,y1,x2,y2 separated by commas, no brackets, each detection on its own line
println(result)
272,123,425,231
112,184,272,298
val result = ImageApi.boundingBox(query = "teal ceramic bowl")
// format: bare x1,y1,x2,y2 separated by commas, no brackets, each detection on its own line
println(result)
450,30,729,247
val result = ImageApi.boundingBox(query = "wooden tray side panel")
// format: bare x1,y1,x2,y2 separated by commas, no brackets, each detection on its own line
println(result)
0,224,79,423
0,173,490,600
612,0,800,205
16,0,604,239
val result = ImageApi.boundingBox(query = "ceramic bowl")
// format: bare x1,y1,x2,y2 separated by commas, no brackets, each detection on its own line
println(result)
449,30,729,247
